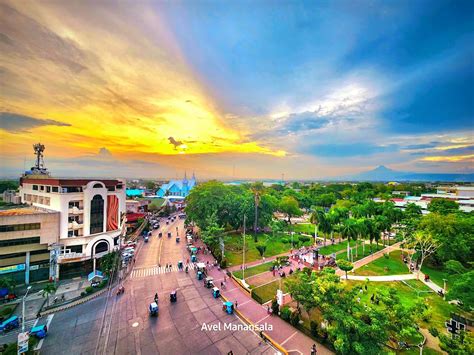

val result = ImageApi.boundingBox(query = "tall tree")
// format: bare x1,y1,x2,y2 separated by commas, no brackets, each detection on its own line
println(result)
341,218,358,260
407,231,441,278
428,198,459,215
250,182,265,241
279,196,302,224
310,207,326,245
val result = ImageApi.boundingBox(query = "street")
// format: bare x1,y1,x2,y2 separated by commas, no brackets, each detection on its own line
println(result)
38,216,276,355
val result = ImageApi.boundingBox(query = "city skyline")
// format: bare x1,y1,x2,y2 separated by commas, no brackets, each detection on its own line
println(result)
1,0,473,179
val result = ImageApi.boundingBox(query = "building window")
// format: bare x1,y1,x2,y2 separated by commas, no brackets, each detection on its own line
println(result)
39,185,44,191
64,187,82,193
93,183,104,188
67,230,80,237
0,223,41,233
46,186,51,193
52,187,59,192
32,185,38,191
68,201,81,208
94,240,109,254
90,194,104,234
68,216,80,223
69,245,83,253
0,237,40,247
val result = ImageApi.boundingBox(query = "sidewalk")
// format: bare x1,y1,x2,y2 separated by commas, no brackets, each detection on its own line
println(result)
193,239,334,355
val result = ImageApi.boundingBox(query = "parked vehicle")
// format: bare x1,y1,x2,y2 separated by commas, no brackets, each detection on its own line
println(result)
30,324,48,339
0,316,19,332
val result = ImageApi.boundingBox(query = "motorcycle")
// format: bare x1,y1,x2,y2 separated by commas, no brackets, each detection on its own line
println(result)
116,286,125,295
185,266,189,273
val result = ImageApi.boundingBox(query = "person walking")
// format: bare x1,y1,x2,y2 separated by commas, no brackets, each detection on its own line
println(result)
311,344,317,355
235,300,238,309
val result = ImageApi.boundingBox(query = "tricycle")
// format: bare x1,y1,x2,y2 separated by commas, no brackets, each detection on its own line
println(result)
149,302,158,316
30,324,48,339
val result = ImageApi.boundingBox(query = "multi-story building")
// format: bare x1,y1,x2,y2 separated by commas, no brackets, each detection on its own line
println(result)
19,177,126,278
0,207,59,284
14,143,127,279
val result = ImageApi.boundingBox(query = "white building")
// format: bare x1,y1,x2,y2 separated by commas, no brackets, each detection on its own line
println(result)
19,177,126,278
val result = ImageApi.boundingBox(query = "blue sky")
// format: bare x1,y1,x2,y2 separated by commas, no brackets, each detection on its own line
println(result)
0,0,472,178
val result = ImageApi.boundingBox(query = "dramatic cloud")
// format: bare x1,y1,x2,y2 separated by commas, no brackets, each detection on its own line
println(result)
0,0,472,178
0,112,71,132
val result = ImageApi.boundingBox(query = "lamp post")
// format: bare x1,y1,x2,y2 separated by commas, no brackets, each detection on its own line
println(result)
22,286,32,332
443,279,447,300
242,215,246,281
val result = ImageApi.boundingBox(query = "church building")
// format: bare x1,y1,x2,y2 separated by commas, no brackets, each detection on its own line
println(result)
156,173,196,198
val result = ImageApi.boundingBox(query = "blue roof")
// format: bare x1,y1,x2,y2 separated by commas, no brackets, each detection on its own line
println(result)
88,270,104,281
126,189,144,196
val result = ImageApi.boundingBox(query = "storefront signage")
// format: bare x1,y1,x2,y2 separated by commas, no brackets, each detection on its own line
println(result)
0,264,25,275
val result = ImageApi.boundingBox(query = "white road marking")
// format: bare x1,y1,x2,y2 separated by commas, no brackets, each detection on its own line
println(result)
281,331,298,346
130,263,195,279
34,314,54,351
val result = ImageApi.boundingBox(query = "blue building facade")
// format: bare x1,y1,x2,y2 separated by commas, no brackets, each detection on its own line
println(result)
157,173,196,198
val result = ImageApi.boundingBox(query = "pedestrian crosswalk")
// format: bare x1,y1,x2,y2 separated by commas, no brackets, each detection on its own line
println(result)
130,263,196,278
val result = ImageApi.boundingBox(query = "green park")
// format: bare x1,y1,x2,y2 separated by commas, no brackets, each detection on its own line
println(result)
184,180,474,354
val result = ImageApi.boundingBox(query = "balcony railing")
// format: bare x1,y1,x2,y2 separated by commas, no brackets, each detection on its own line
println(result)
68,207,84,214
68,221,84,229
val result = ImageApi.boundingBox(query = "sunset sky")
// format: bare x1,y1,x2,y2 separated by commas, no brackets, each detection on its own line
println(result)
0,0,472,179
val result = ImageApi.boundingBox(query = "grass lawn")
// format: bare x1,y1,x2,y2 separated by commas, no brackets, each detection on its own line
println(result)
148,198,164,209
292,223,314,234
224,232,312,266
345,279,456,333
250,277,293,304
421,264,457,290
355,250,410,276
336,243,385,262
318,239,357,255
232,261,273,279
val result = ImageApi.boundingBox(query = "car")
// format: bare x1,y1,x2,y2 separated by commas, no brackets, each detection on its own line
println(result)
123,248,135,254
122,253,133,260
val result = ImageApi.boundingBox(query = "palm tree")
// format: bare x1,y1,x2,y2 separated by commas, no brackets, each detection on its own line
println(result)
355,218,368,258
310,207,326,246
250,182,264,242
341,218,357,260
320,213,332,247
42,282,57,306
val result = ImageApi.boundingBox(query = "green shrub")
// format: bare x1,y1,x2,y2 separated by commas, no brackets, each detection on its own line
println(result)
280,306,291,321
429,326,439,337
98,281,107,289
310,321,318,337
80,292,86,297
290,311,300,326
251,291,263,304
299,235,310,243
220,258,227,269
281,238,289,244
0,306,13,317
271,298,279,315
85,286,94,294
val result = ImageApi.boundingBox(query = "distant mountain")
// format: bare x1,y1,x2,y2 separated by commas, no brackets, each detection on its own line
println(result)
346,165,474,182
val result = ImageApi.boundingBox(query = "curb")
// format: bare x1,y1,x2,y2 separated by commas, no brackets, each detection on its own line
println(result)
220,291,288,355
39,287,108,317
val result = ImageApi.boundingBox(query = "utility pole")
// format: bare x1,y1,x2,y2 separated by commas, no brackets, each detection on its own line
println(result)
242,215,246,281
22,286,32,332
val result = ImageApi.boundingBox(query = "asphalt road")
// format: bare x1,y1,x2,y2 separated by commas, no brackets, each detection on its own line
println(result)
39,216,276,355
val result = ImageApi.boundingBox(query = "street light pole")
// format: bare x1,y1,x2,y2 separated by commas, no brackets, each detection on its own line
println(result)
443,279,447,300
22,286,32,332
242,215,246,281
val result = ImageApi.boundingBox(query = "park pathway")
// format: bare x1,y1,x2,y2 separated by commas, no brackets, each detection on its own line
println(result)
193,239,334,355
336,242,402,277
344,274,416,281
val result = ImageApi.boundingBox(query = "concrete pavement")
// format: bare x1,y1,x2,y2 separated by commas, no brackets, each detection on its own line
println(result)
192,239,334,355
38,215,276,355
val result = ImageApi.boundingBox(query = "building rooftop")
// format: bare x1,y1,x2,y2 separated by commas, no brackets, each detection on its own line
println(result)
20,177,124,187
0,207,56,216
